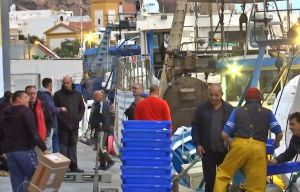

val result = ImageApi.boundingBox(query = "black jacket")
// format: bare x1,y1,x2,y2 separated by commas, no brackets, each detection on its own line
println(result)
191,100,234,151
0,105,47,153
124,102,136,120
89,100,111,133
276,135,300,163
54,85,85,131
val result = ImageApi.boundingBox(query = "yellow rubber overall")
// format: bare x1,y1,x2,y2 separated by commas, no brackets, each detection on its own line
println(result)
214,138,267,192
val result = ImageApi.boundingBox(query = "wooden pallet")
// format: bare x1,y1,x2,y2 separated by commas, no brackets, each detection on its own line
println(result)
99,188,118,192
64,170,112,183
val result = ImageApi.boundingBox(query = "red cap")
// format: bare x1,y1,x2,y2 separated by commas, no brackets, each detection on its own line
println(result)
245,87,261,101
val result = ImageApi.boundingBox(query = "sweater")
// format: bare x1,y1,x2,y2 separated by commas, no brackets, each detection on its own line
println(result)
134,96,171,121
275,135,300,163
0,105,47,153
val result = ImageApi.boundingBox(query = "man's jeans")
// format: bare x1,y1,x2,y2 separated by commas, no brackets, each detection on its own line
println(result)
6,149,38,192
52,128,60,153
45,128,54,152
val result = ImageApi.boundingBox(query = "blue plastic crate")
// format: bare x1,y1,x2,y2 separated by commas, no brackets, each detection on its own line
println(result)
122,129,171,139
122,184,173,192
121,148,171,158
267,162,300,176
123,120,171,130
121,166,172,175
122,138,172,148
122,156,171,166
122,175,172,185
266,139,275,154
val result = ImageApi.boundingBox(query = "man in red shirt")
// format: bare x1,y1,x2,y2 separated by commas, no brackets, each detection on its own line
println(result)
134,84,171,121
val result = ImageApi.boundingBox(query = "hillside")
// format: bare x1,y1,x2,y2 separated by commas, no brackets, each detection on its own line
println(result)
11,0,178,15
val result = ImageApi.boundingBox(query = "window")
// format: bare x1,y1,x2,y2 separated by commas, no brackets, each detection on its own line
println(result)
98,19,101,25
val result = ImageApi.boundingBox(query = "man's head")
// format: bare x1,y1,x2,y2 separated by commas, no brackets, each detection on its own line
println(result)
12,91,29,107
63,76,73,91
149,84,160,96
245,87,261,102
3,91,12,103
25,86,37,104
42,78,53,92
208,84,223,107
93,90,105,102
132,83,144,97
289,112,300,137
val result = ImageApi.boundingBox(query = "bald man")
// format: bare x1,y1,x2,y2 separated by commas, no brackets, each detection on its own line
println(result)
134,85,171,122
54,76,85,173
89,90,114,170
191,84,233,192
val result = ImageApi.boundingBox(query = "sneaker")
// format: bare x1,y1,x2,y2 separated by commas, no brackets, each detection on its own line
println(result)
71,168,84,173
103,161,114,170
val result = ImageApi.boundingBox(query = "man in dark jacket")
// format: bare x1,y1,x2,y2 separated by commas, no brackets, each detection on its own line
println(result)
89,90,114,170
191,84,233,192
268,112,300,165
38,78,66,152
54,76,85,173
0,91,48,192
0,91,12,172
124,83,145,120
214,87,283,192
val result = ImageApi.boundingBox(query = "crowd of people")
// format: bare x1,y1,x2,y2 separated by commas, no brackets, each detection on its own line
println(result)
2,79,300,192
0,76,96,192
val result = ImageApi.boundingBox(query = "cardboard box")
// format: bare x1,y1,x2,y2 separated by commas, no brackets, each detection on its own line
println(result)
28,153,71,192
181,162,203,190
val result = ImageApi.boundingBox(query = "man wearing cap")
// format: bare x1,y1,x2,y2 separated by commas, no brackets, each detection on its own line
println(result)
214,87,283,192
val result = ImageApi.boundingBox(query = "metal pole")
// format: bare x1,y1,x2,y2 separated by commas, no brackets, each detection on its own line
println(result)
0,0,11,93
209,2,213,51
220,0,225,59
80,0,83,55
250,45,266,87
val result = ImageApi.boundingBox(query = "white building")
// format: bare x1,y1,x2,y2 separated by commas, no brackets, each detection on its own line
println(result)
9,4,74,39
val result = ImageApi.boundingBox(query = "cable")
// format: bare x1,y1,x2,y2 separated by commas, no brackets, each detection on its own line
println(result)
274,49,297,115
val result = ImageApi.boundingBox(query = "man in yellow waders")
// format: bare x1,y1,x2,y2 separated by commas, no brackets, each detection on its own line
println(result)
213,88,283,192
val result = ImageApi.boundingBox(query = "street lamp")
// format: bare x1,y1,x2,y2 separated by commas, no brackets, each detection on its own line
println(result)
82,32,103,51
288,19,300,45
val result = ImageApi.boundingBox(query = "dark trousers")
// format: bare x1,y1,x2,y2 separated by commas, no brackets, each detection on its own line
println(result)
60,144,78,170
202,151,227,192
52,128,60,153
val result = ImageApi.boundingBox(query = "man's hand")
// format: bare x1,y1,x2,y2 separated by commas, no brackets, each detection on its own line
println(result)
268,159,278,165
273,141,280,148
224,138,233,148
60,107,67,112
196,145,205,158
43,150,51,155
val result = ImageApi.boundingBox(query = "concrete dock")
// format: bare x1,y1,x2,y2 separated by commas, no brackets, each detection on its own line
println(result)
0,142,194,192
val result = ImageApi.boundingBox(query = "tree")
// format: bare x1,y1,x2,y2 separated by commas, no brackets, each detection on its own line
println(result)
54,39,81,58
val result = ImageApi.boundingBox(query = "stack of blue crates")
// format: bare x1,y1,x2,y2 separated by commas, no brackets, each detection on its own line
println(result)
121,120,173,192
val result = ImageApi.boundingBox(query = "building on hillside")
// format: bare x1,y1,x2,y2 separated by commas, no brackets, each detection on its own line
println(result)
44,23,80,50
9,4,74,39
90,0,119,32
43,14,92,50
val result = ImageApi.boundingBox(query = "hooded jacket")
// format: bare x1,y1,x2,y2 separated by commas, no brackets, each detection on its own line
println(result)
38,87,62,129
54,84,85,131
